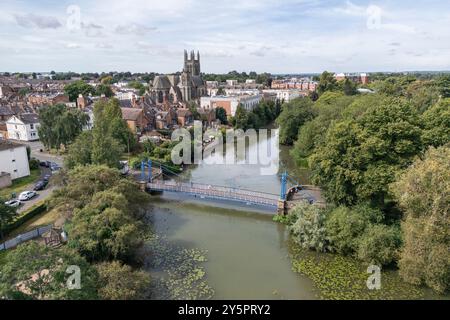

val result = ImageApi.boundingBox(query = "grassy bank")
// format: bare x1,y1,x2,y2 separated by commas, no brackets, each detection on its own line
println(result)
7,208,59,238
0,169,41,199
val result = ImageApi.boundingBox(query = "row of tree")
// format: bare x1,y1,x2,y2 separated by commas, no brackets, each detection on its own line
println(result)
0,166,152,299
230,100,281,130
276,74,450,293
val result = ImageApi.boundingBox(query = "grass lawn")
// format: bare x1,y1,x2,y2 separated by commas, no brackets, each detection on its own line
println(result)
0,250,7,266
0,169,41,199
7,208,60,239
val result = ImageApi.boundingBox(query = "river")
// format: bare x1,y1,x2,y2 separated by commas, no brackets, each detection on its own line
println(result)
146,133,447,300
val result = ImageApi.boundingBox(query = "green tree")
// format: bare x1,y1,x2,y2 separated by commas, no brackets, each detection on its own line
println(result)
96,261,150,300
65,131,94,169
64,80,96,102
392,146,450,294
356,224,401,266
276,98,315,145
95,84,114,97
289,201,332,252
343,78,357,96
234,105,250,130
422,98,450,147
310,99,423,205
0,200,16,240
215,107,228,124
38,104,88,150
436,74,450,98
317,71,337,95
0,242,99,300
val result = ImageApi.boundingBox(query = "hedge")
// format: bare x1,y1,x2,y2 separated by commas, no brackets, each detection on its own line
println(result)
5,203,48,235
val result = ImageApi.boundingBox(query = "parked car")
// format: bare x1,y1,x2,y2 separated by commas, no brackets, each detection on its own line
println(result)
50,163,61,172
18,191,37,201
43,174,52,182
40,161,51,168
4,199,22,208
34,180,48,191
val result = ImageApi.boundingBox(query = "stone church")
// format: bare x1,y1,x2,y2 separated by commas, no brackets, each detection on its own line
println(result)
149,50,206,105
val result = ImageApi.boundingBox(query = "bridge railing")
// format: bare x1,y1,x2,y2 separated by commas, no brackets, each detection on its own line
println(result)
148,181,279,207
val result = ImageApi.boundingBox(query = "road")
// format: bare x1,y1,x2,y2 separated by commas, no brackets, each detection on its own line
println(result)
10,141,64,213
19,141,64,166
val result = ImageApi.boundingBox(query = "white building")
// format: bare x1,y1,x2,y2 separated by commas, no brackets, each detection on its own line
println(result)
0,140,30,180
6,114,40,141
200,94,262,117
262,89,301,102
226,80,239,86
207,88,260,97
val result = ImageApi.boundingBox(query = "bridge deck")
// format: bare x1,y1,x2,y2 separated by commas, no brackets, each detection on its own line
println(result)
147,181,280,207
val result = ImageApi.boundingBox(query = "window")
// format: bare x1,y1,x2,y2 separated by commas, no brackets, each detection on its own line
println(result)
12,159,15,162
30,124,34,129
14,170,17,173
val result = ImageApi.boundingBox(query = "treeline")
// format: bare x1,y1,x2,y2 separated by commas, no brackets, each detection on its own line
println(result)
229,100,282,130
276,74,450,294
0,98,153,300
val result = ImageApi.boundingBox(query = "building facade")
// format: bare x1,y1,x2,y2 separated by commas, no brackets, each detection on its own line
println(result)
0,140,30,180
6,114,40,141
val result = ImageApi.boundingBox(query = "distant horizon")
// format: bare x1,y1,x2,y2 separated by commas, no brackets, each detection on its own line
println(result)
2,69,450,77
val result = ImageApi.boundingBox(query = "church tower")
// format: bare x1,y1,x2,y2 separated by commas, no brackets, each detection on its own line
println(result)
184,49,201,76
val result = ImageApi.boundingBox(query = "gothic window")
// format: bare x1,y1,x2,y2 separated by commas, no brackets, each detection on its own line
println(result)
169,94,174,103
158,91,163,103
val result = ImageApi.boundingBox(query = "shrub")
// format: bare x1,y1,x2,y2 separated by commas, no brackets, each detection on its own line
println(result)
29,158,40,170
289,201,332,252
356,224,401,266
325,206,370,255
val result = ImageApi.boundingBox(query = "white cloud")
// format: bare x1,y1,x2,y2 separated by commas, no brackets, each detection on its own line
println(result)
15,13,62,29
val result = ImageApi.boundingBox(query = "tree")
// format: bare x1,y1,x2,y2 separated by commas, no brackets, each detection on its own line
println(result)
65,131,94,169
392,146,450,294
289,201,332,252
49,165,150,262
215,107,228,124
64,80,96,102
422,98,450,148
0,242,99,300
95,84,114,97
317,71,337,95
436,74,450,98
233,105,250,130
0,200,16,240
310,99,423,205
343,78,357,96
38,104,88,150
356,224,401,266
276,98,316,145
96,261,150,300
216,87,226,96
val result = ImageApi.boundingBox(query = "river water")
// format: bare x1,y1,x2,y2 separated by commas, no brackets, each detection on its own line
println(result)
147,133,319,299
147,134,447,300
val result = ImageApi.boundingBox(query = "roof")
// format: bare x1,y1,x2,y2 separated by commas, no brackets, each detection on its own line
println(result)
121,108,143,121
119,99,133,109
0,140,25,152
0,106,14,116
177,109,192,117
153,76,172,89
19,113,40,124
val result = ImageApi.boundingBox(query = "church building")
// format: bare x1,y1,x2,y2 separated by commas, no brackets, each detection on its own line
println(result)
149,50,206,105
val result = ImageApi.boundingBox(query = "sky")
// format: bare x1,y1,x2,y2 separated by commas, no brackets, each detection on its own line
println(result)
0,0,449,74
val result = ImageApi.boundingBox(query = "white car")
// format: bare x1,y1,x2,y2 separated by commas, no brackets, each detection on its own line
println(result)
4,199,22,208
18,191,37,201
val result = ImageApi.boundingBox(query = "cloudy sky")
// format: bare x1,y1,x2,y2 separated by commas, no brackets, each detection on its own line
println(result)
0,0,449,73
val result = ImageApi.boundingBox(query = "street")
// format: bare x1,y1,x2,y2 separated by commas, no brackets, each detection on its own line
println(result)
19,141,64,166
10,141,63,213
